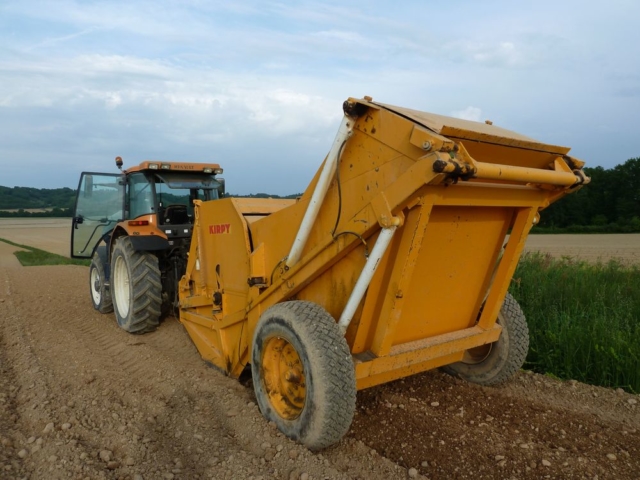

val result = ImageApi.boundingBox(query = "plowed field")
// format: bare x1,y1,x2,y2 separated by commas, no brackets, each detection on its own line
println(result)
0,220,638,479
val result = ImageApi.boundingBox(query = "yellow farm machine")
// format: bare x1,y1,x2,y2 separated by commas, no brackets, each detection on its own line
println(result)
71,96,588,449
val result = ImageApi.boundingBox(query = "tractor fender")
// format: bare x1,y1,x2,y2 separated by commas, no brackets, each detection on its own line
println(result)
110,221,170,253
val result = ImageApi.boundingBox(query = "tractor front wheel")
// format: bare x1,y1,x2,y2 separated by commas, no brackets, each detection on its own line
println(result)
442,292,529,386
251,301,356,450
111,237,161,334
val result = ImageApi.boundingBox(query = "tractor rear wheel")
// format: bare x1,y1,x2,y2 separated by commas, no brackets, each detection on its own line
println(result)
89,252,113,314
251,301,356,450
111,237,161,334
442,292,529,386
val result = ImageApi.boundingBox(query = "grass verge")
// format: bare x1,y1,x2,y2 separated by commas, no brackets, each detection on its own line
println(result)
510,252,640,393
0,237,90,267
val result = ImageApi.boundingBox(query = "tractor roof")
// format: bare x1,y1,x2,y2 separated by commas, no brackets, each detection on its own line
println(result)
125,160,222,175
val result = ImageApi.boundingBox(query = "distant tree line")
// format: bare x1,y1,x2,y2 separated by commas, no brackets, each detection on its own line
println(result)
535,157,640,233
0,186,75,210
0,207,72,218
1,158,638,233
227,192,302,200
0,185,75,217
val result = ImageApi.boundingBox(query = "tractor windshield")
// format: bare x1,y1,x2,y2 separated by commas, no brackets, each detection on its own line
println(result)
153,172,222,225
154,172,222,191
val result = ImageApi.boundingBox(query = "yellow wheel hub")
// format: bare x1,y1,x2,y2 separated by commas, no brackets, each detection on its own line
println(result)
261,336,306,420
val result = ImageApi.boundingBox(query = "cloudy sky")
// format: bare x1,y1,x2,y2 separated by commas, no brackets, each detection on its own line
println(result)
1,0,639,195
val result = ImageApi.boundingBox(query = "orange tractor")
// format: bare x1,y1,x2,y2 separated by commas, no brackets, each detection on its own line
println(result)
71,159,225,332
72,97,588,449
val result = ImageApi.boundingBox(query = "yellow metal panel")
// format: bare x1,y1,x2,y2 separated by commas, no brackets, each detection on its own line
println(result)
355,324,502,390
295,245,364,322
373,102,570,155
248,198,307,286
431,183,548,208
196,199,251,299
389,205,511,345
369,201,434,356
180,313,248,377
250,243,267,279
459,140,562,170
179,198,254,375
231,197,296,214
181,315,225,369
477,207,537,330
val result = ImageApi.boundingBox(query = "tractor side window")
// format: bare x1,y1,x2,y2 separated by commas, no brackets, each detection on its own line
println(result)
128,173,154,219
71,172,124,258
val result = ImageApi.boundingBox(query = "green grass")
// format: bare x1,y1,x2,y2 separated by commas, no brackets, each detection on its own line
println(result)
510,253,640,393
0,237,90,267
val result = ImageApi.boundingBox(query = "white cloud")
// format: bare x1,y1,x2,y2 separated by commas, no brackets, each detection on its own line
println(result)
104,92,122,109
1,0,640,193
473,42,521,66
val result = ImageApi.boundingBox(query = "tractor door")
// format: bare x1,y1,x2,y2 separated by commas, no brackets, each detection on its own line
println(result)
71,172,124,258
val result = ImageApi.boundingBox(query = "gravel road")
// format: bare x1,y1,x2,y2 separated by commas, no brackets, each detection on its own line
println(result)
0,242,638,479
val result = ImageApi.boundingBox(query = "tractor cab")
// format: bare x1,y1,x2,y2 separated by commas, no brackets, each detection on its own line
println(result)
71,159,225,259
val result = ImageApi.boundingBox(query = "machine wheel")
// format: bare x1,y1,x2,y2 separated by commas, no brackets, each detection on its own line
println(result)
251,301,356,450
442,292,529,386
89,252,113,314
110,237,162,334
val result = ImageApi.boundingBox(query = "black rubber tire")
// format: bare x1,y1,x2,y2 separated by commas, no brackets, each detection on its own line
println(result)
110,237,161,334
441,292,529,386
251,301,356,450
89,253,113,314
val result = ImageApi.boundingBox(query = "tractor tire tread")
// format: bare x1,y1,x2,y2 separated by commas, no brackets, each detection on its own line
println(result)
252,300,356,450
442,292,529,386
486,292,529,385
90,253,113,314
112,237,161,334
281,301,355,448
